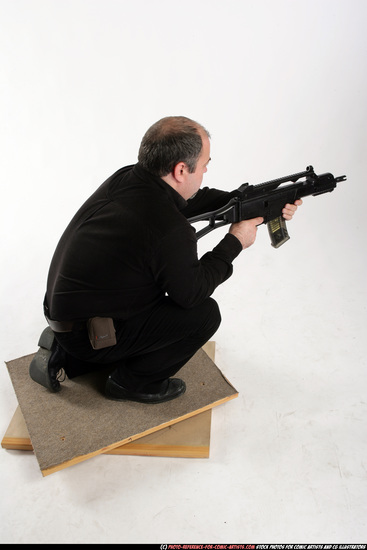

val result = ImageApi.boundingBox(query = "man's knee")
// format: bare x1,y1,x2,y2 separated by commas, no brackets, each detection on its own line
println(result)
198,297,221,336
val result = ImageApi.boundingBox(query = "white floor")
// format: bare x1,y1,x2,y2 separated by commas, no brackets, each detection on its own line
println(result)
1,215,366,544
1,0,366,543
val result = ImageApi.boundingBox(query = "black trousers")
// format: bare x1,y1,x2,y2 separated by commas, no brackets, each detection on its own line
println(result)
54,297,221,392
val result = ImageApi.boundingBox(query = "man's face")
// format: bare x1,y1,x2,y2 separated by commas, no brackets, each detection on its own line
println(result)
184,134,211,199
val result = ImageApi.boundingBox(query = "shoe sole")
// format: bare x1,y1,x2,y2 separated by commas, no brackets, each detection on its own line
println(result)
38,326,54,350
29,327,61,392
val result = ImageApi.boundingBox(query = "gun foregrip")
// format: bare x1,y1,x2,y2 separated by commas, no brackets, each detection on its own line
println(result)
267,216,290,248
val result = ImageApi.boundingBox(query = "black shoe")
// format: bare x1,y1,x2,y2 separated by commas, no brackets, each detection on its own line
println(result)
105,376,186,404
29,327,66,392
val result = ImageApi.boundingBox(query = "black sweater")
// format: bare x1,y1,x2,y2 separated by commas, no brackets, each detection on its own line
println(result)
46,163,242,321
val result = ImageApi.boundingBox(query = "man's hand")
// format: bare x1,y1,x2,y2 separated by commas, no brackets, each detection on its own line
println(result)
230,199,302,249
282,199,303,220
229,217,264,250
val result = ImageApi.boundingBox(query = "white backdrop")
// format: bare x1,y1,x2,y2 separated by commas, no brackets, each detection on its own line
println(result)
1,0,366,544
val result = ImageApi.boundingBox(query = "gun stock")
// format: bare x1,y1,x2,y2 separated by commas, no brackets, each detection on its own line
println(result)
188,166,346,247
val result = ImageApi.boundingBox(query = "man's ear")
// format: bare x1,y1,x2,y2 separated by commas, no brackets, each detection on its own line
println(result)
172,162,188,183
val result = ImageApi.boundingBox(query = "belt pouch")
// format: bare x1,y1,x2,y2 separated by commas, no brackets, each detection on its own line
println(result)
87,317,117,350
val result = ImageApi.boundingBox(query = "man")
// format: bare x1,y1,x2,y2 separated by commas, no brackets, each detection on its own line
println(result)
30,116,301,403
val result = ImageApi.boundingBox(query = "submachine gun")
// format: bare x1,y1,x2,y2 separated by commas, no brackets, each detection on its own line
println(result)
188,165,346,248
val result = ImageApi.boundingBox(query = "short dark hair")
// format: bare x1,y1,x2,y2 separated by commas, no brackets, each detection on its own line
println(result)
138,116,210,177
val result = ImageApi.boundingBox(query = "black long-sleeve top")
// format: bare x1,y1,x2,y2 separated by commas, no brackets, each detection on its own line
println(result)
45,163,242,321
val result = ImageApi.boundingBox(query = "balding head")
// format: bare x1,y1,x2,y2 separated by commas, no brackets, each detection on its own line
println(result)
138,116,210,177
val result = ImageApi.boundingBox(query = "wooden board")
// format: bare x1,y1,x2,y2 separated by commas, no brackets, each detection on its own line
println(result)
5,341,238,476
2,406,212,458
2,342,215,458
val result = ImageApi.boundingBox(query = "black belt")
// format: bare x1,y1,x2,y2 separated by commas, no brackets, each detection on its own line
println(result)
46,317,86,333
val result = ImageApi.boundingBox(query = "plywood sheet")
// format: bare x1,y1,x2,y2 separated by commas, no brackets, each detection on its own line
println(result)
2,406,212,458
1,406,33,451
2,342,216,459
6,344,237,476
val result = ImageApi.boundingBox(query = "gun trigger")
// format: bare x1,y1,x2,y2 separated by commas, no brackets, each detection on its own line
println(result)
267,216,290,248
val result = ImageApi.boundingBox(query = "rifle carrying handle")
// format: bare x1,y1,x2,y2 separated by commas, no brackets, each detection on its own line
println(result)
267,216,290,248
